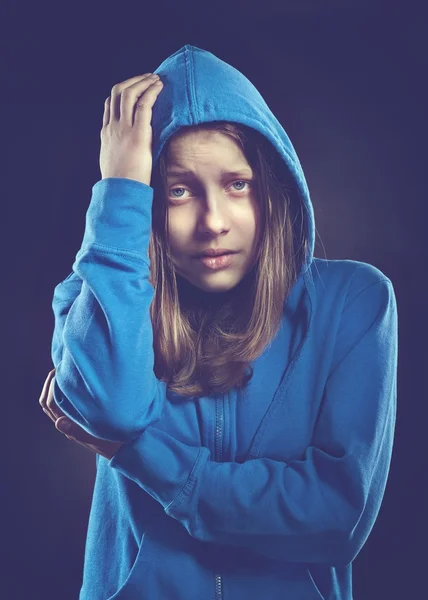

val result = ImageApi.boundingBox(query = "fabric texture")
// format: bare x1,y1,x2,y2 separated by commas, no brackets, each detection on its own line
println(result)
51,44,398,600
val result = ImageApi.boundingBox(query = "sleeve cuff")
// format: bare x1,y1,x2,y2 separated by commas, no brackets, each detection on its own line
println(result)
108,425,210,515
79,178,154,253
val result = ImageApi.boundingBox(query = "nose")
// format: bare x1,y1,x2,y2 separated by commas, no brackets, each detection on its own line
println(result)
196,195,230,235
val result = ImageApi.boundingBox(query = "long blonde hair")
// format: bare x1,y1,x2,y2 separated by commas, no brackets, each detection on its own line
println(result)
148,121,308,398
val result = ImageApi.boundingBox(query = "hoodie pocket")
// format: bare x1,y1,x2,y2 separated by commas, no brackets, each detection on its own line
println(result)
306,566,328,600
107,531,158,600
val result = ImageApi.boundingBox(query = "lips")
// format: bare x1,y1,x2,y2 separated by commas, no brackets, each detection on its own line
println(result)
194,250,236,258
197,252,236,269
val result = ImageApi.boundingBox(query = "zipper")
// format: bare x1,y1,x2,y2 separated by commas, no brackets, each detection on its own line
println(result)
215,573,223,600
215,394,224,461
214,395,224,599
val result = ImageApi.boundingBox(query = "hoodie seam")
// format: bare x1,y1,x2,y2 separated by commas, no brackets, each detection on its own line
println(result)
345,276,392,309
75,242,150,267
165,447,209,515
184,46,198,124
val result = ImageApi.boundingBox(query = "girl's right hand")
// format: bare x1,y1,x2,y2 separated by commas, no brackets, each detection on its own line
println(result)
99,72,164,187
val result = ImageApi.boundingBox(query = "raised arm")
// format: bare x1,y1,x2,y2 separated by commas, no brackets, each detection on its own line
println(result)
51,74,167,442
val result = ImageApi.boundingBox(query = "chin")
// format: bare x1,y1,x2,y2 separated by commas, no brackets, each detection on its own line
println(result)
197,269,247,288
196,281,239,293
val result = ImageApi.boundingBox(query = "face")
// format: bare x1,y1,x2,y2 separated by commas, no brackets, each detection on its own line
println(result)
165,129,260,294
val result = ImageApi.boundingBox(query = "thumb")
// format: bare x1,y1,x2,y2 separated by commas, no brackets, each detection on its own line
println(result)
55,416,73,434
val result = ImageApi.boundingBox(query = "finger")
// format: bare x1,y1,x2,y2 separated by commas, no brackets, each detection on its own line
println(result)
55,417,120,460
55,417,80,443
39,368,56,414
132,79,163,130
56,417,98,444
55,416,73,434
55,418,112,458
102,96,111,128
110,73,155,123
57,421,98,451
46,376,64,422
120,75,162,126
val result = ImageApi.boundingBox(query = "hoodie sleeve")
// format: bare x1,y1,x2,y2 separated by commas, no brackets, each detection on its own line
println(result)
108,277,398,566
51,178,165,443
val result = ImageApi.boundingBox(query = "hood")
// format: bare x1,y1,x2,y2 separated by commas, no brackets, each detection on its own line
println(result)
150,44,315,275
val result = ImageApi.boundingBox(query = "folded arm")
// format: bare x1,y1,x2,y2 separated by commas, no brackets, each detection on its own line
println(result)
109,278,398,566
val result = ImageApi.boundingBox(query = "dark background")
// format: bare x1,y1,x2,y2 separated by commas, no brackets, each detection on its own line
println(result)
6,1,427,598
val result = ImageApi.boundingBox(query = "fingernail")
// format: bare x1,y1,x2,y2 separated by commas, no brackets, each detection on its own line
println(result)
59,420,71,433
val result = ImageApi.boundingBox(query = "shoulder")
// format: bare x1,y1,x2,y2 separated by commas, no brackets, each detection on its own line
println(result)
307,258,397,356
310,257,393,294
306,258,396,318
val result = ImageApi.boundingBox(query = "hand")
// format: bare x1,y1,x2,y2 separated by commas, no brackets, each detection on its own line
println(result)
99,72,164,186
39,369,124,460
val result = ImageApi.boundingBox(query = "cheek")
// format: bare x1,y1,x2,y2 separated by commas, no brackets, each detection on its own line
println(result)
167,216,189,254
250,203,261,241
240,210,258,239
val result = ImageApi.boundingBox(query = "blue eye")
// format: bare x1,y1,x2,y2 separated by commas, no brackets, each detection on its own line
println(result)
231,181,248,191
170,187,186,198
168,181,250,202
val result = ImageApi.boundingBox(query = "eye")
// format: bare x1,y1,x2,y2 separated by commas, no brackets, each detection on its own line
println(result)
231,180,250,191
169,187,187,199
168,180,251,202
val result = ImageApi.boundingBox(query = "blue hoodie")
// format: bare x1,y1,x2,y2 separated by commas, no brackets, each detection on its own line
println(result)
51,45,398,600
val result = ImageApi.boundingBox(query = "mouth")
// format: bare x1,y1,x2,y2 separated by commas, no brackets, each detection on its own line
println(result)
195,252,237,270
193,250,238,259
195,253,232,258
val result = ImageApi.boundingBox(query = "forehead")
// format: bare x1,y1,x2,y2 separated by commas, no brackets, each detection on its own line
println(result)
166,130,250,172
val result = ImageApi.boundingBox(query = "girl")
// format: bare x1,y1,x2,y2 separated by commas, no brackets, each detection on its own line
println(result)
40,44,398,599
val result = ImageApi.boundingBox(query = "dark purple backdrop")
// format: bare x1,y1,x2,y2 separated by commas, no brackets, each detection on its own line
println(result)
6,2,427,599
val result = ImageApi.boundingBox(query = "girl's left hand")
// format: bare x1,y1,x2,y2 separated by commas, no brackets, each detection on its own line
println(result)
39,368,124,460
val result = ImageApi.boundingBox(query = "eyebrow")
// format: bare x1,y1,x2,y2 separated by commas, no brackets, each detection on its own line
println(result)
166,168,253,179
